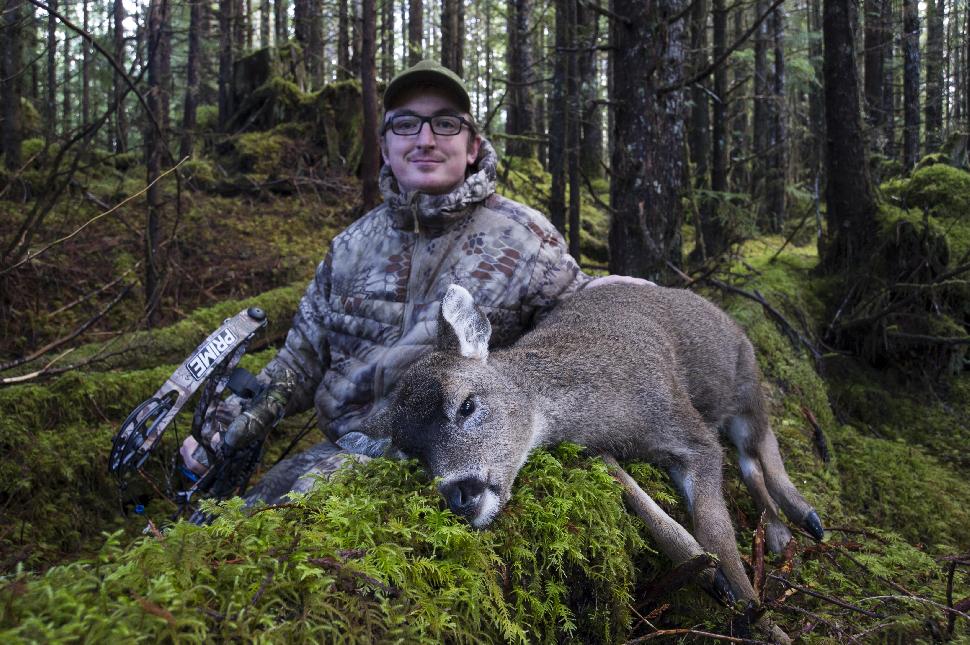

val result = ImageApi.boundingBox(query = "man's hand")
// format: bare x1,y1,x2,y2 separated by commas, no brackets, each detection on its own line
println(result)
586,274,656,289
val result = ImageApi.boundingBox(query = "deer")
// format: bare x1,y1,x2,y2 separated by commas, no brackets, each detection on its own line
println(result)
362,282,824,641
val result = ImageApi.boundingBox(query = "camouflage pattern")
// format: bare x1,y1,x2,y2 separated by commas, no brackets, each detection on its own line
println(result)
266,138,590,455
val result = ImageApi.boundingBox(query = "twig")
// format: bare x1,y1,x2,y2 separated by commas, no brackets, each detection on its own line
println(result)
46,264,140,318
801,406,830,464
947,561,957,637
1,158,189,274
767,574,883,618
625,627,769,644
860,595,970,622
0,283,132,375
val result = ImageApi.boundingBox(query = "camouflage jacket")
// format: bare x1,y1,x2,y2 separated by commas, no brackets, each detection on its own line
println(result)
266,139,590,452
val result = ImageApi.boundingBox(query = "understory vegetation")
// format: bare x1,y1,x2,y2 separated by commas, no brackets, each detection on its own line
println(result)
2,107,970,642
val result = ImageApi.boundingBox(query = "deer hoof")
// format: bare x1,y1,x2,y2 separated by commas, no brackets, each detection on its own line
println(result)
803,509,824,540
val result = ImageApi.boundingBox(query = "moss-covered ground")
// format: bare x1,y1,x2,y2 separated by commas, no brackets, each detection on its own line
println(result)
2,154,970,641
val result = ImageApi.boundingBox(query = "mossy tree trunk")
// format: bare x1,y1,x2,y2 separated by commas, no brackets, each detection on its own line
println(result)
820,0,877,272
548,0,567,233
181,0,203,158
578,3,601,178
113,0,127,152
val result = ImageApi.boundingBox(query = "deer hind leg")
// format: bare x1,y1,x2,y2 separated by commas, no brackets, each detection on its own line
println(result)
730,407,824,547
667,431,757,605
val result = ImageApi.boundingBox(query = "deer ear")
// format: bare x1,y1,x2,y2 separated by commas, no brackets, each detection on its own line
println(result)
438,284,491,362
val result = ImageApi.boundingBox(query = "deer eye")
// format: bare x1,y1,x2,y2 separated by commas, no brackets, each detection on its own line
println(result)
458,396,476,417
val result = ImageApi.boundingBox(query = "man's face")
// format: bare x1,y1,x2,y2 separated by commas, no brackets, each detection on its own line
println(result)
381,88,482,195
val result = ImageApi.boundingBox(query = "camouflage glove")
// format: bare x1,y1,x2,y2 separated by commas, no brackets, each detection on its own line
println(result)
221,368,297,457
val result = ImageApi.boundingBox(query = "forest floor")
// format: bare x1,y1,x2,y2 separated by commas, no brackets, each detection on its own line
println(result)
0,150,969,643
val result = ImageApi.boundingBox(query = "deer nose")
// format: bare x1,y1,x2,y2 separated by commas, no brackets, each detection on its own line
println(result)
442,477,486,517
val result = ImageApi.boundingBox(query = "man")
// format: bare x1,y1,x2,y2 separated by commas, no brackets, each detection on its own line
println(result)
182,60,643,500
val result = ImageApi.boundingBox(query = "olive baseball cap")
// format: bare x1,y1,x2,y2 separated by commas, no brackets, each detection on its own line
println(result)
383,59,472,113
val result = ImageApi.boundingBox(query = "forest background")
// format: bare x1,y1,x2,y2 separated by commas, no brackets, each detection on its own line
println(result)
1,0,969,641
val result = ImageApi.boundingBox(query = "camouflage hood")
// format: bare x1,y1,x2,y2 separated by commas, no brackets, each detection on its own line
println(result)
379,139,499,230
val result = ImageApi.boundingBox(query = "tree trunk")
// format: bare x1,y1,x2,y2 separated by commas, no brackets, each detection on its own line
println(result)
821,0,877,271
863,0,884,138
577,2,601,178
752,0,769,225
1,0,23,170
246,0,253,50
62,27,71,133
182,0,203,158
233,0,246,53
47,0,57,143
505,0,534,158
440,0,462,75
408,0,423,65
729,7,748,192
548,0,567,233
688,0,711,256
338,0,350,78
260,0,270,46
361,0,379,210
307,0,323,85
81,0,90,128
274,0,287,44
381,0,394,80
218,0,234,129
808,0,825,178
902,0,920,169
609,0,688,281
765,6,786,232
705,0,729,258
146,0,169,325
923,0,943,154
566,0,580,260
881,0,894,159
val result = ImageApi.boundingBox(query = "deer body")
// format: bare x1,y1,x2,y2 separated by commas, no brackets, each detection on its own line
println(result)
371,283,823,607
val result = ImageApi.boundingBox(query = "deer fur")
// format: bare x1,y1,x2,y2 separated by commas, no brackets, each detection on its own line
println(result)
365,283,823,609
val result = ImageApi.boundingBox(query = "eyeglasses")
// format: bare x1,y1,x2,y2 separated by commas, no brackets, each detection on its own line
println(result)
383,114,472,136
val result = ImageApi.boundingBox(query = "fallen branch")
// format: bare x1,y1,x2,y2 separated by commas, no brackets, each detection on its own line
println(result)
767,574,883,619
625,627,770,644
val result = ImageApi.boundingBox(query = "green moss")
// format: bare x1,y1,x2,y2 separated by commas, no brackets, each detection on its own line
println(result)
180,158,218,190
827,423,970,550
196,104,219,131
885,163,970,222
1,447,644,643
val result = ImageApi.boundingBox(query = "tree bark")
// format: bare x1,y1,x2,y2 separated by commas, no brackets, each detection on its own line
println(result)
880,0,894,159
381,0,394,80
548,0,567,233
361,0,379,210
765,6,786,232
566,0,580,260
181,0,203,158
146,0,170,325
505,0,534,158
338,0,351,78
218,0,234,129
1,0,23,170
62,23,71,133
260,0,270,46
440,0,462,75
821,0,877,271
688,0,711,257
923,0,943,154
808,0,825,178
609,0,688,281
408,0,423,65
863,0,884,137
81,0,89,127
274,0,287,44
752,0,769,225
46,0,57,143
577,2,601,178
902,0,920,169
307,0,323,85
705,0,729,258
